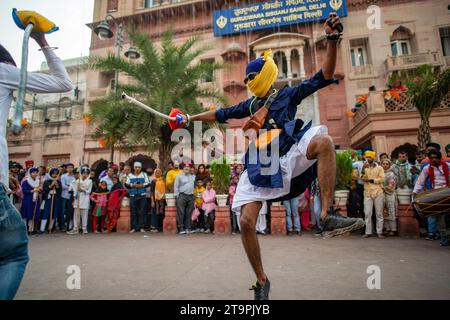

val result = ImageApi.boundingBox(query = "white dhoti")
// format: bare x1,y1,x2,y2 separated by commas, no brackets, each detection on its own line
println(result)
232,125,327,213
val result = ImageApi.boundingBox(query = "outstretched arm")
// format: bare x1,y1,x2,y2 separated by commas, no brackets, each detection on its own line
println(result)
0,34,73,93
322,13,341,80
182,99,252,125
189,110,217,122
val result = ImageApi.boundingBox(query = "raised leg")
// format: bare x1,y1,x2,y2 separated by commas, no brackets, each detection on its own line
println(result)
306,134,336,220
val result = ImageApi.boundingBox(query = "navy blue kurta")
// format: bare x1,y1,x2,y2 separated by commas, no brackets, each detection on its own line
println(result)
41,179,62,220
20,180,41,220
215,70,338,189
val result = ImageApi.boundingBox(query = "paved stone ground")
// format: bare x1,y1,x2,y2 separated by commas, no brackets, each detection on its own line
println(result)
15,231,450,300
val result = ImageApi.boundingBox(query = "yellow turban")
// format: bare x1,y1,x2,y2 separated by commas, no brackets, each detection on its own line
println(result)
364,151,376,159
247,50,278,98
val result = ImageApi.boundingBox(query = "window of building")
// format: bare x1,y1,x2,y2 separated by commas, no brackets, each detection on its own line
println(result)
145,0,157,7
390,26,412,56
350,47,366,66
349,38,370,67
440,27,450,56
390,40,411,56
107,0,118,12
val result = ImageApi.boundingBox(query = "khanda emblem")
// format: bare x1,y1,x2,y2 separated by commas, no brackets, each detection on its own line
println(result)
329,0,343,11
216,15,227,29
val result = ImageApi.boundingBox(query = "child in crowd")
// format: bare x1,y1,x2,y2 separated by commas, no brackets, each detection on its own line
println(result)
41,168,62,233
202,180,216,233
228,175,240,234
68,167,93,235
90,180,109,233
194,179,206,232
107,176,127,233
20,168,42,234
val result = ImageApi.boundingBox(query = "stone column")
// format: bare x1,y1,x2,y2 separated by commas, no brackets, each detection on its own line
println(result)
285,49,292,79
397,204,419,238
299,46,306,79
214,206,231,235
270,203,286,235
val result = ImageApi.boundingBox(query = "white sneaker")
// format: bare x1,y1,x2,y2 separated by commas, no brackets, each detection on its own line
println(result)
140,229,146,233
200,228,205,233
204,229,211,234
179,230,187,235
83,230,88,234
129,229,136,233
67,229,79,235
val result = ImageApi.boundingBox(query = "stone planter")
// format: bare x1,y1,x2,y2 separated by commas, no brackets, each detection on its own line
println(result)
334,190,349,207
397,188,412,205
216,194,228,206
165,193,176,207
398,204,419,237
163,202,177,234
214,206,231,235
117,205,130,232
121,196,130,208
270,203,286,235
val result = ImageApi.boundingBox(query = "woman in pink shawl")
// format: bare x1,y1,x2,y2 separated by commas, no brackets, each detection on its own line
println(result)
201,180,216,233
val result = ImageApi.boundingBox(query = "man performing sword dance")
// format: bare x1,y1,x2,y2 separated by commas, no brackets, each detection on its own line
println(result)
125,13,365,300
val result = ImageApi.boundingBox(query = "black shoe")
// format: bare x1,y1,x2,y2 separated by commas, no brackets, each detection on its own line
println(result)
440,236,450,246
425,233,440,241
249,279,270,300
321,207,365,238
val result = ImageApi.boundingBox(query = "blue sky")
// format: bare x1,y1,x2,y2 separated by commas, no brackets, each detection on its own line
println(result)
0,0,95,70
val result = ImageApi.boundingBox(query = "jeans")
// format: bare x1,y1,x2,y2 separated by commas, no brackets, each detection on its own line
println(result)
176,193,194,231
283,197,300,232
61,198,73,230
313,195,321,230
130,195,147,230
205,210,215,231
428,216,448,236
0,185,29,300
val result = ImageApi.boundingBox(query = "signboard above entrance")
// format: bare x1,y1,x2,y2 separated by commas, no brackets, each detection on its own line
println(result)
213,0,347,37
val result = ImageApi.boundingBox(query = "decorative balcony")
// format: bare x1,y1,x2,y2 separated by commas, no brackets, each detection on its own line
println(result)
352,91,450,123
385,51,443,73
349,90,450,151
348,64,376,80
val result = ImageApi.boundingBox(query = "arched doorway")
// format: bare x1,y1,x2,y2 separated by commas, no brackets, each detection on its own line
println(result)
390,143,418,163
126,154,157,170
91,158,108,178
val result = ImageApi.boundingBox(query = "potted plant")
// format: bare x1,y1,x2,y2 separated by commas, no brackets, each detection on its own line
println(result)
210,156,231,206
335,150,353,206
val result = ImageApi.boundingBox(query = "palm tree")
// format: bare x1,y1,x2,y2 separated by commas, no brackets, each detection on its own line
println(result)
89,28,224,166
405,65,450,150
88,97,134,161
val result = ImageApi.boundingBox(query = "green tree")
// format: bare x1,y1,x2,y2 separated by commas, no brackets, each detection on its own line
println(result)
89,28,224,166
405,65,450,150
